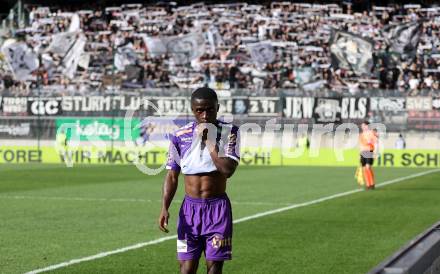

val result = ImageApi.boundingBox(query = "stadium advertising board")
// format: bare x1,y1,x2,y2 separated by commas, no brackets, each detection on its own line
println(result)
0,118,55,139
1,146,439,168
0,122,31,137
0,146,167,165
375,150,440,168
55,118,140,141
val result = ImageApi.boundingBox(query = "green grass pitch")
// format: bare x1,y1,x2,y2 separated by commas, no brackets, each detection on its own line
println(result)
1,164,440,273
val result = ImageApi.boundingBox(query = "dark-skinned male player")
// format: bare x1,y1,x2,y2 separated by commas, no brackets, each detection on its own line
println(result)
158,87,240,274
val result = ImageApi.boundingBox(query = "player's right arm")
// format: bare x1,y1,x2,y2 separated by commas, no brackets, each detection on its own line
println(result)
158,169,180,233
158,133,181,233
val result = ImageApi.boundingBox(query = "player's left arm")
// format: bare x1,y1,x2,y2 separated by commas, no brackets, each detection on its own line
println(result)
208,148,238,178
206,128,240,178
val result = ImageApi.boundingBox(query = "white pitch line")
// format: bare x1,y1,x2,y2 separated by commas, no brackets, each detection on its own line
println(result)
0,195,288,206
25,169,440,274
234,169,440,224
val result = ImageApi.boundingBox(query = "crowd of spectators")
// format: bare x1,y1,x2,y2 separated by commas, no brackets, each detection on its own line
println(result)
1,2,440,96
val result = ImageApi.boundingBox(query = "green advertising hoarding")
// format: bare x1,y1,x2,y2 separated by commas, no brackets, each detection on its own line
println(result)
55,118,140,141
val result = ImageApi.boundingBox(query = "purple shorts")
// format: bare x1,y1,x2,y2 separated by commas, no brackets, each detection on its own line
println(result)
177,193,233,261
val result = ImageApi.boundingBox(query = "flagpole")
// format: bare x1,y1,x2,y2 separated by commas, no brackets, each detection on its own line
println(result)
36,54,42,156
111,39,116,158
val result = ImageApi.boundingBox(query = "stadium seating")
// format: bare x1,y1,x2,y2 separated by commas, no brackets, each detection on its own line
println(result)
0,2,439,96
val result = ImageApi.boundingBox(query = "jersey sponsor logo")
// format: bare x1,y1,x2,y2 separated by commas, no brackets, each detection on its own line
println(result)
177,240,187,253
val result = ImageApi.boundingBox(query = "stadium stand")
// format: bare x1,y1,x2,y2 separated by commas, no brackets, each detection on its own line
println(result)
0,2,440,96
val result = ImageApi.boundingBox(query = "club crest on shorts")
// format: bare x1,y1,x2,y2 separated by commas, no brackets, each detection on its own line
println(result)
211,235,231,249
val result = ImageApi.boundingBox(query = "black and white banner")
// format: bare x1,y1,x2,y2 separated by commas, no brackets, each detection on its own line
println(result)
167,33,206,64
114,43,138,72
142,36,166,57
149,97,192,115
206,26,223,53
294,67,315,85
382,21,422,60
406,97,432,111
0,97,28,114
45,31,87,79
1,96,440,130
248,42,276,66
219,97,279,116
231,98,249,115
63,33,87,79
46,32,78,56
330,30,374,75
1,39,39,81
283,97,369,123
370,97,406,111
247,97,279,116
370,97,434,111
143,33,205,64
431,97,440,110
27,98,63,116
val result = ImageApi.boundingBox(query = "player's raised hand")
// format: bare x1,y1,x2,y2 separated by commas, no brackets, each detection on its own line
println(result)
158,209,169,233
196,123,218,153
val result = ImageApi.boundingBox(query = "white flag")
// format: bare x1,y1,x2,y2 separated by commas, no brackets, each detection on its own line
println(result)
1,39,39,81
78,53,90,69
142,36,167,57
330,30,374,75
248,42,275,66
46,32,78,56
143,33,205,64
68,13,81,32
206,26,223,53
165,33,205,64
63,33,87,79
114,43,138,71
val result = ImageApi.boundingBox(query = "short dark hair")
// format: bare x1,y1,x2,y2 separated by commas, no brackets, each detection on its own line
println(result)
191,87,218,103
362,121,370,125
